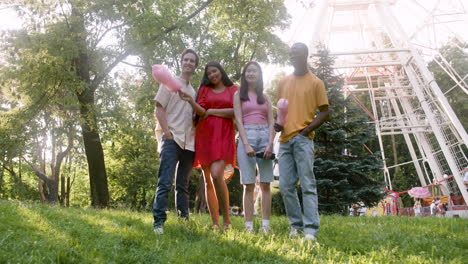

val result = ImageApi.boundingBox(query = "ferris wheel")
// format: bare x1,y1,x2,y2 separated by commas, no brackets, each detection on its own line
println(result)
305,0,468,203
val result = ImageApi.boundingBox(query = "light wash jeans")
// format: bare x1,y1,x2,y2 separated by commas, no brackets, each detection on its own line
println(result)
237,124,274,184
278,134,319,236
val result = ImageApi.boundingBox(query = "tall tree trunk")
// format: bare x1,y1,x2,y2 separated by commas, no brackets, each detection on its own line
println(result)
48,180,59,203
65,155,73,207
60,174,65,205
77,98,109,207
0,156,4,194
49,128,58,203
72,6,109,207
66,176,71,207
38,179,47,202
18,150,22,180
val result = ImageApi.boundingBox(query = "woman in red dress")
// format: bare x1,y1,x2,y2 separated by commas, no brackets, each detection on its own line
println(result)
179,61,237,229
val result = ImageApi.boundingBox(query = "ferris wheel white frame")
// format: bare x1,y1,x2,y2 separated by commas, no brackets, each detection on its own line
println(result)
307,0,468,203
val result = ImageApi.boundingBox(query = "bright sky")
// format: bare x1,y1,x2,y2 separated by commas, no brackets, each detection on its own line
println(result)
0,8,22,30
1,0,467,88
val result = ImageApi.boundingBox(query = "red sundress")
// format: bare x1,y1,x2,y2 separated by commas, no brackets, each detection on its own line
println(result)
194,85,238,168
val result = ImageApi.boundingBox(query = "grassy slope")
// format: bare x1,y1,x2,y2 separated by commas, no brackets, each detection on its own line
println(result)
0,200,466,264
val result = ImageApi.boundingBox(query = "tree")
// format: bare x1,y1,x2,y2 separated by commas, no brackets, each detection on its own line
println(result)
312,45,385,214
1,0,215,207
0,0,290,207
428,38,468,130
101,73,159,209
25,113,75,204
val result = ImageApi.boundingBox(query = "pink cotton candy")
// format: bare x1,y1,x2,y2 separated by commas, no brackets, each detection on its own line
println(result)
151,64,182,92
277,98,288,126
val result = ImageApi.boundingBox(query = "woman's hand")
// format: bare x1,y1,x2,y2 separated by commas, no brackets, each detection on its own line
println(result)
201,109,212,120
178,91,193,102
245,144,255,157
263,144,273,160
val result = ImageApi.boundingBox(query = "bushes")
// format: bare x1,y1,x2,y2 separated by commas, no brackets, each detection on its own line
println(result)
271,185,285,215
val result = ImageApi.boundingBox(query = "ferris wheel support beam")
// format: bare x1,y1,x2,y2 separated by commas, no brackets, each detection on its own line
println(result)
375,0,468,203
385,80,427,186
307,0,329,48
308,0,467,202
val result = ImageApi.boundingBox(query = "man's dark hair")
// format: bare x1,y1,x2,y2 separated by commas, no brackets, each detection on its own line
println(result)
292,42,309,57
181,49,199,67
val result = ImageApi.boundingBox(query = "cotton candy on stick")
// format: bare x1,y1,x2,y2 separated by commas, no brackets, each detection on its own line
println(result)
151,64,182,92
276,98,288,126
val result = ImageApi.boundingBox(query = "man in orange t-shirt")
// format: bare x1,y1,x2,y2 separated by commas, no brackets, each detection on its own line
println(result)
275,42,329,241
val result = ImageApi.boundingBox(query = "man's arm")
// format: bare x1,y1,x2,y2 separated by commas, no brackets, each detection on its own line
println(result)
155,102,173,139
299,105,330,136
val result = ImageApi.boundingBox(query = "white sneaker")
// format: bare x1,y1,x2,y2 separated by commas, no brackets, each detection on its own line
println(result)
245,226,254,234
154,226,164,235
261,226,270,234
304,234,317,241
289,229,303,238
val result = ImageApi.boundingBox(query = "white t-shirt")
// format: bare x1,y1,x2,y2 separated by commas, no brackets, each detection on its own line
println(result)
154,77,196,152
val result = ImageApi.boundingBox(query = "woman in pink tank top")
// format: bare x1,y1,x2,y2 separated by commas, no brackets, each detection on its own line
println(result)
233,61,275,233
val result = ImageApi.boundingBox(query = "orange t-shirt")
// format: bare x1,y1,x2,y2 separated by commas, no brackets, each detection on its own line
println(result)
277,72,328,143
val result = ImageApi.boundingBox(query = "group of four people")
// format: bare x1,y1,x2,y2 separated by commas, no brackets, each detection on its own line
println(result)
152,43,329,241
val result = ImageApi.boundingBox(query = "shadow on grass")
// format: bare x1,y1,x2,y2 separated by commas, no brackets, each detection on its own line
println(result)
2,200,466,264
9,202,300,263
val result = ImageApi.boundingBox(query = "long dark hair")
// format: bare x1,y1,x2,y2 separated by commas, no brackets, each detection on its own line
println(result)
239,61,265,104
193,62,233,126
199,61,234,88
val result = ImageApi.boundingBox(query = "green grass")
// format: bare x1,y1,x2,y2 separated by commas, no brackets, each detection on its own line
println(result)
0,200,466,264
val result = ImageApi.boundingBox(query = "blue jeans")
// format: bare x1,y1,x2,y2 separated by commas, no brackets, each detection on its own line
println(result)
153,137,195,227
237,125,274,184
278,134,319,236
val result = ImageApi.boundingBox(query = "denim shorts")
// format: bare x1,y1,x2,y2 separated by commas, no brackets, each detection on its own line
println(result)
237,124,274,184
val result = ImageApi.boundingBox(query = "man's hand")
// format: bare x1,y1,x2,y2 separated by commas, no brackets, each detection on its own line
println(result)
299,128,309,137
163,131,173,140
274,123,283,132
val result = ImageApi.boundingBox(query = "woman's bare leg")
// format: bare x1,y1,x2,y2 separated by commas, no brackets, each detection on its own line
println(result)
210,160,231,228
202,166,219,227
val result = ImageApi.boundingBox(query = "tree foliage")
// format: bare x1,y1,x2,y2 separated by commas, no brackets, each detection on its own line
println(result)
428,38,468,130
0,0,290,207
312,45,385,214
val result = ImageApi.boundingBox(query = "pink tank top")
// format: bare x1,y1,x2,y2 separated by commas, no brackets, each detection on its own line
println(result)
241,93,268,125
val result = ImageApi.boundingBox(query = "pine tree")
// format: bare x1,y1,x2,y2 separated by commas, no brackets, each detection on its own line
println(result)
312,45,384,214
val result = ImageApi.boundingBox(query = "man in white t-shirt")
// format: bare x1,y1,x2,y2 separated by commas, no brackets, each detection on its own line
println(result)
153,49,199,234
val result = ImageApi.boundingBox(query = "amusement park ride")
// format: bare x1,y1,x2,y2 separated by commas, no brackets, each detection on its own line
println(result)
306,0,468,204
